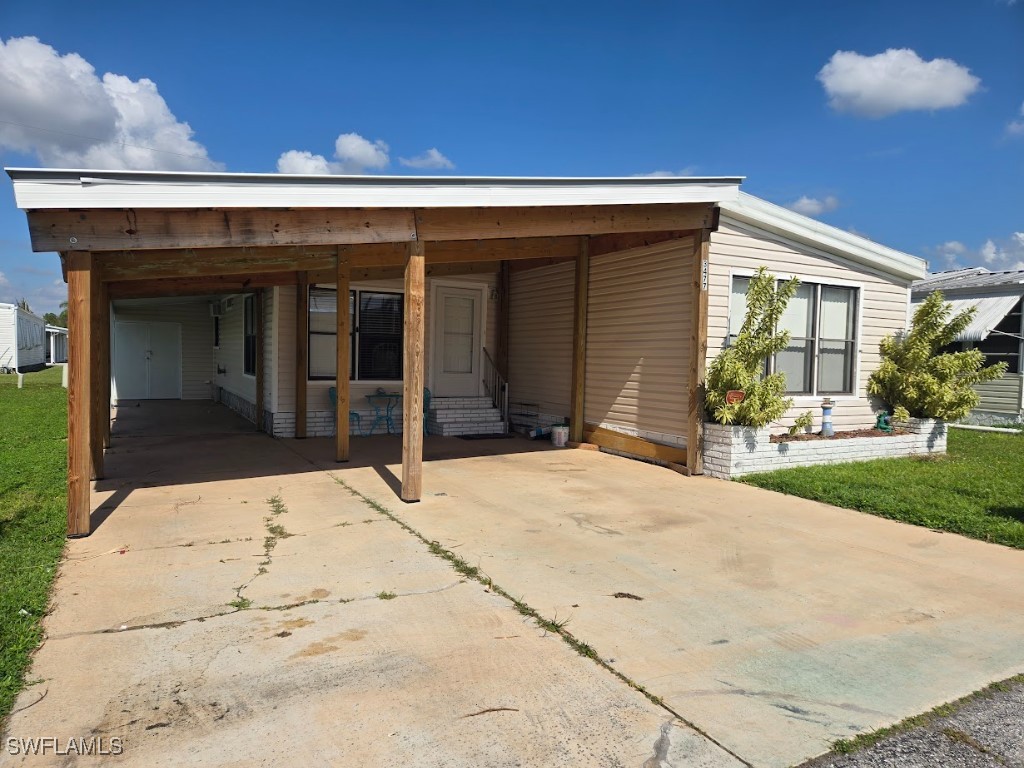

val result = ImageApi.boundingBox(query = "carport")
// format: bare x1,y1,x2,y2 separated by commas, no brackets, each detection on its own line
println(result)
7,169,741,536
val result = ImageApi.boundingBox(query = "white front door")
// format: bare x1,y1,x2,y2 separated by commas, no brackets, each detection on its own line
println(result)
432,285,483,396
113,321,182,400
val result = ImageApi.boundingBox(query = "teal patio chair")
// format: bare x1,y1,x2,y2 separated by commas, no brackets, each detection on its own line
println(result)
328,387,364,437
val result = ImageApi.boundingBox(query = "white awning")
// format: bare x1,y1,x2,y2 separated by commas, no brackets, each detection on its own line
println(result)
913,295,1022,342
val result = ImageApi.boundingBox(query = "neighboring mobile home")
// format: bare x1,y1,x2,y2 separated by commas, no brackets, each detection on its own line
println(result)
6,169,925,535
45,324,68,364
912,268,1024,422
0,302,46,373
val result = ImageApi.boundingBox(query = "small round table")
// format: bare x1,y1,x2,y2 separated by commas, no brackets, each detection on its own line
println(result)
365,393,402,435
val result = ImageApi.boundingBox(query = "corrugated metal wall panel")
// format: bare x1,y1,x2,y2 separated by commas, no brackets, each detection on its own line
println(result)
976,374,1024,415
508,261,574,419
585,239,694,437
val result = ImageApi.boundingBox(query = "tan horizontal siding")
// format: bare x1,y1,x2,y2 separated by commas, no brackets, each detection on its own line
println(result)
508,262,574,419
975,374,1024,414
585,239,693,437
708,219,912,433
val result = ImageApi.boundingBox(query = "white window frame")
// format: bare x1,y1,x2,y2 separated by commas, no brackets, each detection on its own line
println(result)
726,268,865,402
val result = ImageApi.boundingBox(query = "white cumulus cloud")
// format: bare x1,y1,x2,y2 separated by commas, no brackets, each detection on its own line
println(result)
0,36,220,170
931,234,1024,272
786,195,840,217
817,48,981,118
1006,101,1024,137
632,167,698,178
276,132,393,174
399,148,454,170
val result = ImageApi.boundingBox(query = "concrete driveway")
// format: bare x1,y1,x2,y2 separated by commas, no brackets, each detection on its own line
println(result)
5,406,1024,767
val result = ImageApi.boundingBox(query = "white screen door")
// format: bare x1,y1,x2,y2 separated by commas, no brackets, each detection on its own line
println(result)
114,321,182,400
433,286,482,396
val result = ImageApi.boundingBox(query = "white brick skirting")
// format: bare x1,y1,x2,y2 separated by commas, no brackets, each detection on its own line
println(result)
703,418,947,479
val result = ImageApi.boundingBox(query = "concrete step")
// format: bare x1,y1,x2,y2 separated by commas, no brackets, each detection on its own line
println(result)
429,397,494,410
429,408,502,423
429,420,508,437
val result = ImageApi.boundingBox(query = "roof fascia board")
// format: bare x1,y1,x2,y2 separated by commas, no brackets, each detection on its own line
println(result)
6,168,743,210
719,193,925,282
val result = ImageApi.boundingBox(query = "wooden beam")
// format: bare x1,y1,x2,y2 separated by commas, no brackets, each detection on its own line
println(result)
569,238,590,444
28,208,417,252
686,229,712,475
66,252,93,536
335,256,351,462
98,237,576,282
583,424,689,465
589,229,694,257
416,204,714,242
401,241,426,502
36,203,713,254
295,273,308,439
107,272,299,299
308,260,501,285
90,280,108,475
255,289,265,433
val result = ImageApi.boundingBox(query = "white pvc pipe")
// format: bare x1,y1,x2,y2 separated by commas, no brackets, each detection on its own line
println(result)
949,423,1021,434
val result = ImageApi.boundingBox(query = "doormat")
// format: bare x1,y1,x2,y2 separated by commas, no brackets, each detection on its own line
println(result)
457,433,516,440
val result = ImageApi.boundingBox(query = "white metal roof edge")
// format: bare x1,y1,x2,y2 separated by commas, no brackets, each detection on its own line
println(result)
719,192,926,282
5,167,744,210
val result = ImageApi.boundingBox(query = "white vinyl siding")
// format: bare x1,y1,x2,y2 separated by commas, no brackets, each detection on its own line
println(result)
214,291,273,410
508,262,575,422
0,305,46,371
112,299,214,400
708,218,912,433
585,238,694,441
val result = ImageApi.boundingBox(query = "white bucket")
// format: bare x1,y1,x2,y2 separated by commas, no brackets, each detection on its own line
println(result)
551,425,569,447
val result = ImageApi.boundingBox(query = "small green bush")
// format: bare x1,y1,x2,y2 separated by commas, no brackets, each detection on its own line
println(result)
868,291,1007,421
705,266,799,427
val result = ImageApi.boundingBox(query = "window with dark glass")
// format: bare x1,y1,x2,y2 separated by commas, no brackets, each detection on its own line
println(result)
213,316,220,348
307,286,402,381
243,295,257,376
729,277,859,395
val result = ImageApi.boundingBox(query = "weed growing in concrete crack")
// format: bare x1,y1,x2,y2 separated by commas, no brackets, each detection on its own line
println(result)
326,474,743,762
376,591,397,600
267,494,287,516
229,597,252,610
266,522,292,539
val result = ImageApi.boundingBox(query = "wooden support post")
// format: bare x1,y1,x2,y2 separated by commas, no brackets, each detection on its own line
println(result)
90,280,108,474
66,253,94,536
687,229,711,475
569,238,590,444
496,261,511,378
295,273,308,439
255,290,265,433
335,255,351,462
401,241,426,501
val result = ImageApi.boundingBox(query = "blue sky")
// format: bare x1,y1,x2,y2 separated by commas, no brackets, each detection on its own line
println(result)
1,0,1021,315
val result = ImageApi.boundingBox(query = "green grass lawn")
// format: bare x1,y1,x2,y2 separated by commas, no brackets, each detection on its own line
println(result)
0,366,67,723
740,428,1024,549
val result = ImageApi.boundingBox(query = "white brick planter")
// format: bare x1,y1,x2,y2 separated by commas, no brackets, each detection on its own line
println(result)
703,418,947,479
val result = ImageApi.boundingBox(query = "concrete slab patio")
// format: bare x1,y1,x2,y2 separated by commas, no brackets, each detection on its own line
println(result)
292,434,1024,768
5,403,1024,767
2,405,738,768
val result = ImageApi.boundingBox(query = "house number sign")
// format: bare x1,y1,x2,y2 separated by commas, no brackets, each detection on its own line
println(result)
701,259,709,291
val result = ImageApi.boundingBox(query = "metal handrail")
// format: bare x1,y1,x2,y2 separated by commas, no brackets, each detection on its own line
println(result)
482,347,509,433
